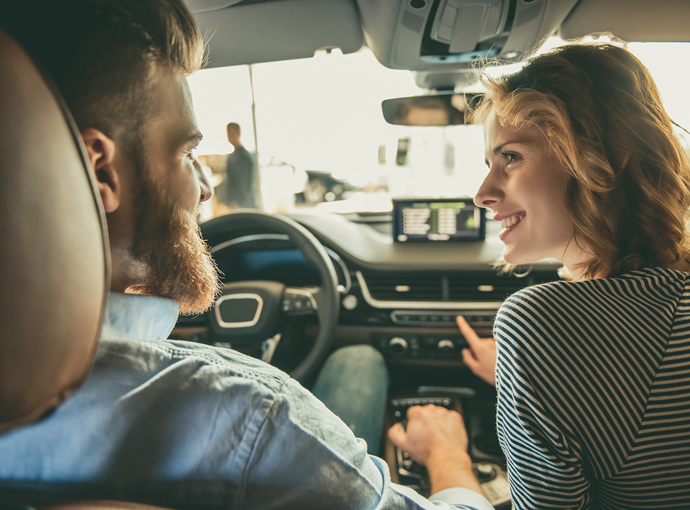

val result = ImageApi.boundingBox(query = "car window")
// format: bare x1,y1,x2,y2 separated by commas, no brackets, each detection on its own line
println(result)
189,40,690,222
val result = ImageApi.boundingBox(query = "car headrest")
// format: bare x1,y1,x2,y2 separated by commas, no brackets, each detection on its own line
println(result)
0,30,110,432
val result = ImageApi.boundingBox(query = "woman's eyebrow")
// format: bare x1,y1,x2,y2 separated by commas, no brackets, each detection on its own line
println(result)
492,140,522,155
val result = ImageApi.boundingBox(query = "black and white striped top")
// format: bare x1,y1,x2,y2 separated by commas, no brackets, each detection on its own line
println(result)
494,268,690,509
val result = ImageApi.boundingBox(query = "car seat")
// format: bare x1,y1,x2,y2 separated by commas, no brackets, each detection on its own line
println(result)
0,28,111,507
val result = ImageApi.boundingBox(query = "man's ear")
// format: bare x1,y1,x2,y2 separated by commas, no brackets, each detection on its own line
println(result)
80,128,120,213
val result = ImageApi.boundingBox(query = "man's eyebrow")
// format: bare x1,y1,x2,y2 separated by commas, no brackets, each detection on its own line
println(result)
181,131,203,147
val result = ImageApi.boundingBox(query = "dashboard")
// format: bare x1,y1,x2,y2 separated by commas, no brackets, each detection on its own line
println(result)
174,209,561,507
179,210,560,360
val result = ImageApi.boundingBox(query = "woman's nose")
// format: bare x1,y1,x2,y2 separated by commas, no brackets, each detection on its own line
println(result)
474,169,503,209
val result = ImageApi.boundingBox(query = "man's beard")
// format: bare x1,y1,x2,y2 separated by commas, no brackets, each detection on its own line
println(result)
127,166,220,316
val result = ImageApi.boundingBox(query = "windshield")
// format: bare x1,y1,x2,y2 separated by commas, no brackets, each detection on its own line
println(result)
189,40,690,221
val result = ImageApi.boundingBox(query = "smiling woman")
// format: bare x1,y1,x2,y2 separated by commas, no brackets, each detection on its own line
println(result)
475,42,690,280
476,113,580,270
463,42,690,510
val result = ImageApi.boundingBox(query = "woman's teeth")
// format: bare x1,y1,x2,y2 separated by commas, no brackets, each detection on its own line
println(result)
500,213,525,229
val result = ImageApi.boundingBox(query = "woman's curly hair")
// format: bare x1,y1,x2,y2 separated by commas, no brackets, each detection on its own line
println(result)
475,42,690,279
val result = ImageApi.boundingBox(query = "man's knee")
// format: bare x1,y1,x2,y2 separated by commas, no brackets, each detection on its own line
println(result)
325,344,386,375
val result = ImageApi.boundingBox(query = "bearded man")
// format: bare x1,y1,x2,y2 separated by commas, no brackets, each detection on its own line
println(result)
0,1,490,509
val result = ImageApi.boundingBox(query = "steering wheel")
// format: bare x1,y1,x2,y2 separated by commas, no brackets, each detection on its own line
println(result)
201,211,340,383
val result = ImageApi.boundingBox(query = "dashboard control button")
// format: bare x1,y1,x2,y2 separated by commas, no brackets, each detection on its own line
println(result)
437,339,455,356
342,294,358,310
422,335,437,347
388,337,408,355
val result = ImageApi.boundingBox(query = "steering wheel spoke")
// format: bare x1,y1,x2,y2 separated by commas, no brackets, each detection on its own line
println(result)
261,332,282,364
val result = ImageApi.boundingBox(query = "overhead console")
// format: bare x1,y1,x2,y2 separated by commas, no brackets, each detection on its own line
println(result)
357,0,578,87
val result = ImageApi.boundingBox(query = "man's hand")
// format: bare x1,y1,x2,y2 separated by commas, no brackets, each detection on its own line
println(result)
388,405,484,496
457,316,497,386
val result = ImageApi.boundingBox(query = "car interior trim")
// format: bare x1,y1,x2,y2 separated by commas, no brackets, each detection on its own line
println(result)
214,293,264,328
356,271,503,310
390,310,495,326
324,248,352,295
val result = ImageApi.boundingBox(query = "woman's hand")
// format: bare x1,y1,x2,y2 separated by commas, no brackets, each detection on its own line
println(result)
457,316,497,386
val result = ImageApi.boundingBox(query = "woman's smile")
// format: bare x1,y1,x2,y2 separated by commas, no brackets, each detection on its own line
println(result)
497,212,525,241
475,112,588,270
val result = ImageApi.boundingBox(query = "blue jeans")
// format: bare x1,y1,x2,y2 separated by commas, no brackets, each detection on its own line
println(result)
311,345,389,455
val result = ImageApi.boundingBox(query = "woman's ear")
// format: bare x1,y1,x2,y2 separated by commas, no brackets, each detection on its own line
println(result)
80,128,120,213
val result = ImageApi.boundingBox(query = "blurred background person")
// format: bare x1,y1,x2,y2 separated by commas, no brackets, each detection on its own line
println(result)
224,122,259,209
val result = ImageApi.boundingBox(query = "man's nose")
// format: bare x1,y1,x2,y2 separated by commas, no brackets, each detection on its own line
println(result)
196,160,213,203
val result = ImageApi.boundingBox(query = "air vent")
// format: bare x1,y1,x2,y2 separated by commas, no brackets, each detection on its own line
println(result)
447,271,559,302
361,272,443,301
359,269,560,304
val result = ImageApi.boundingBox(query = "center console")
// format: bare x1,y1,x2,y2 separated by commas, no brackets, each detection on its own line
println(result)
385,390,511,508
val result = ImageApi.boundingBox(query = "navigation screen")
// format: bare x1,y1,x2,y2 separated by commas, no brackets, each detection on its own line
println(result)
392,198,485,242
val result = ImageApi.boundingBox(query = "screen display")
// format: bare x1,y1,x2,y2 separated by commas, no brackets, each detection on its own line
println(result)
392,198,485,242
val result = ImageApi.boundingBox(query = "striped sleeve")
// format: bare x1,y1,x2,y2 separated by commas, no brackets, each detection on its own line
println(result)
490,269,690,509
495,294,593,509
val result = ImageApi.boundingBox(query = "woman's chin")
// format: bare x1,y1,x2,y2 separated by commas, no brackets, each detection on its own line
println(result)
502,247,530,266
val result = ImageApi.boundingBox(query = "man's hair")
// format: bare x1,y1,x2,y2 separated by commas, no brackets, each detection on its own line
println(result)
227,122,241,134
4,0,204,151
475,42,690,279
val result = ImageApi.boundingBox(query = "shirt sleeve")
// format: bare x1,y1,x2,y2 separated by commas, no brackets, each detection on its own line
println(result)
240,378,494,510
430,488,496,510
494,295,592,510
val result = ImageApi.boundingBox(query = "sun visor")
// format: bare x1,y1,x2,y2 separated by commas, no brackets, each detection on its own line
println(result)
194,0,364,68
357,0,578,73
185,0,243,14
560,0,690,42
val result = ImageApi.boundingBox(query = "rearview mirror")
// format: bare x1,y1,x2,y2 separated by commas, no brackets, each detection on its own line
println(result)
381,92,483,126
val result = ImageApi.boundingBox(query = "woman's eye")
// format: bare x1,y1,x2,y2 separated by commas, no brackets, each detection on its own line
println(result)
502,152,519,164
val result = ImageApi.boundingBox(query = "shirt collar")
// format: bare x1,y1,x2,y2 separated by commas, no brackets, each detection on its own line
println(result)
100,292,179,342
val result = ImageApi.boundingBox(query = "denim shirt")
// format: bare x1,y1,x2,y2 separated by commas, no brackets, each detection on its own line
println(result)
0,292,492,510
